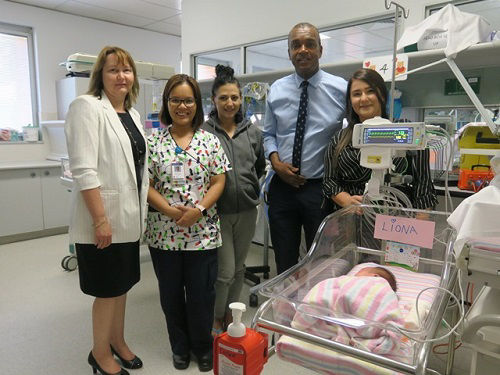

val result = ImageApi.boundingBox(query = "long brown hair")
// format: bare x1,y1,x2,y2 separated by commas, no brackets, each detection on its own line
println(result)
333,68,388,168
159,74,204,131
87,46,139,110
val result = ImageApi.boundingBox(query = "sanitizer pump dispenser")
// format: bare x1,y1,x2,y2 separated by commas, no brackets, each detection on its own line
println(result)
227,302,246,337
213,302,268,375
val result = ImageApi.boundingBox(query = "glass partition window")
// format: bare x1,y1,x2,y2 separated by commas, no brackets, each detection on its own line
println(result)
245,39,289,73
193,17,395,77
194,48,242,80
320,19,394,63
0,23,38,142
244,20,395,73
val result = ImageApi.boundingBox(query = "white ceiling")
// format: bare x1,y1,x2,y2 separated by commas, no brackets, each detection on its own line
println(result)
7,0,182,36
8,0,500,46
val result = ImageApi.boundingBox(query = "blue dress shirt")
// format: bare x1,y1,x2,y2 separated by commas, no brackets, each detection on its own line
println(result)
263,69,347,179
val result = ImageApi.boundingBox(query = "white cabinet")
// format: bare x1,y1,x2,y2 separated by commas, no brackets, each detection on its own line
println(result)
0,169,44,236
40,167,71,229
0,165,70,237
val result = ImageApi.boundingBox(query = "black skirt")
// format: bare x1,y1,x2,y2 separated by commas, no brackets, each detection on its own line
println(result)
75,241,140,298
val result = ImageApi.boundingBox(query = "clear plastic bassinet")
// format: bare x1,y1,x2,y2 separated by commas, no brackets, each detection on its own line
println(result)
251,204,457,375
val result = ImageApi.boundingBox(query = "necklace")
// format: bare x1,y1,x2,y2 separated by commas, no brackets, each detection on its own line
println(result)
169,127,194,155
118,112,145,163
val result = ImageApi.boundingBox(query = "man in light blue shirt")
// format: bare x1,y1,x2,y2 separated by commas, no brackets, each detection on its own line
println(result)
263,22,347,275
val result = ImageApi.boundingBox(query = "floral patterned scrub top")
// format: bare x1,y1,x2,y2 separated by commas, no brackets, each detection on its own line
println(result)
144,128,231,251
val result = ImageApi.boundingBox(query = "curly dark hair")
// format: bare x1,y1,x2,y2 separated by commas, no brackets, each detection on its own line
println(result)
209,64,243,123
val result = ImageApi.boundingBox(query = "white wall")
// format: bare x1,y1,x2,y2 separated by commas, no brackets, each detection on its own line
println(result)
181,0,445,74
0,0,180,162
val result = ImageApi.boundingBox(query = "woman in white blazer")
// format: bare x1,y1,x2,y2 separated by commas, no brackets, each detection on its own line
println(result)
65,46,148,375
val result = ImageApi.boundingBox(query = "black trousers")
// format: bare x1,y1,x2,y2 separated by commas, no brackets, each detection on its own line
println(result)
268,175,328,275
149,247,217,357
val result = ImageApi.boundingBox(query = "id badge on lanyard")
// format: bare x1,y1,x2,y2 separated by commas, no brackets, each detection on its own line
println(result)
171,161,186,185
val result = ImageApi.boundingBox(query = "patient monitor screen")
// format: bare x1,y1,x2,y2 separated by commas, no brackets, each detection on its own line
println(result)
363,127,413,145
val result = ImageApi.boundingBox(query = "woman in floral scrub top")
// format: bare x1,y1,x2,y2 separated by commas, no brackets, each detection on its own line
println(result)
145,74,230,372
146,129,228,250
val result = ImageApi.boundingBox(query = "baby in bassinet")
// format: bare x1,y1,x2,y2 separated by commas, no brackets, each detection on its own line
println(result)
291,264,406,356
354,266,397,291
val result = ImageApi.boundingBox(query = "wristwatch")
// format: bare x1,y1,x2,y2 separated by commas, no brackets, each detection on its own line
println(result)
196,204,207,216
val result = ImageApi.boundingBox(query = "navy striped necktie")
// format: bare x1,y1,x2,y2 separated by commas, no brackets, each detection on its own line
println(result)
292,80,309,172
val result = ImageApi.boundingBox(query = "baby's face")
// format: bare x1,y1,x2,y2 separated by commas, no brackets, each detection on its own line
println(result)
355,267,397,292
355,267,389,281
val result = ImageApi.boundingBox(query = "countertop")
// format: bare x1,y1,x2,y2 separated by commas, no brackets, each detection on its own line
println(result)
434,184,474,197
0,160,61,171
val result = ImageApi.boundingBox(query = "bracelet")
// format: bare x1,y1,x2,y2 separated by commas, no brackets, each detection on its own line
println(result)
195,204,207,216
93,218,107,228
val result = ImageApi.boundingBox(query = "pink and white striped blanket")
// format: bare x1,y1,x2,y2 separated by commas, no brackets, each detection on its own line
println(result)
276,263,442,374
291,276,406,356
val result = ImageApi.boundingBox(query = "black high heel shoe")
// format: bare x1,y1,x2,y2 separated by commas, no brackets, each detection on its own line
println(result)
88,351,130,375
110,346,143,370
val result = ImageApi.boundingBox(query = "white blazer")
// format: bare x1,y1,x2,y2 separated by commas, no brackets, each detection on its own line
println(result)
65,92,149,244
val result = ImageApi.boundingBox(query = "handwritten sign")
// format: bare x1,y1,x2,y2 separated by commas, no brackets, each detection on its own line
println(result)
363,54,408,82
374,214,435,249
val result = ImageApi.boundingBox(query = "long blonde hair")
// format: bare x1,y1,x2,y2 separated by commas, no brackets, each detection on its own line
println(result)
87,46,139,110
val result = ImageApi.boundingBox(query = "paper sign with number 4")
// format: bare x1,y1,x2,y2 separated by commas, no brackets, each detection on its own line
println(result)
362,54,408,81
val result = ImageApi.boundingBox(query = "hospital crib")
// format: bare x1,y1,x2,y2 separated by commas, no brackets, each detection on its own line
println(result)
251,204,457,375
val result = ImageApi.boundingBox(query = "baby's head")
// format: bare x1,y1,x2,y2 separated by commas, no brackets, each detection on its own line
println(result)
355,267,397,292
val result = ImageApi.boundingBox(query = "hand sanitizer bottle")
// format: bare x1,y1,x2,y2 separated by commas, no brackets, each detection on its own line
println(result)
213,302,268,375
227,302,246,338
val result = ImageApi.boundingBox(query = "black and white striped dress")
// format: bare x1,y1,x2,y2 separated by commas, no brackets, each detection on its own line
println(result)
322,128,438,212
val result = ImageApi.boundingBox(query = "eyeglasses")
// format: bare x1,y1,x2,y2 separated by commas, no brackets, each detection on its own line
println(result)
168,97,196,107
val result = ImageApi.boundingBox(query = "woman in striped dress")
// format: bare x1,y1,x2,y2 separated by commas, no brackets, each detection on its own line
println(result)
322,68,437,212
